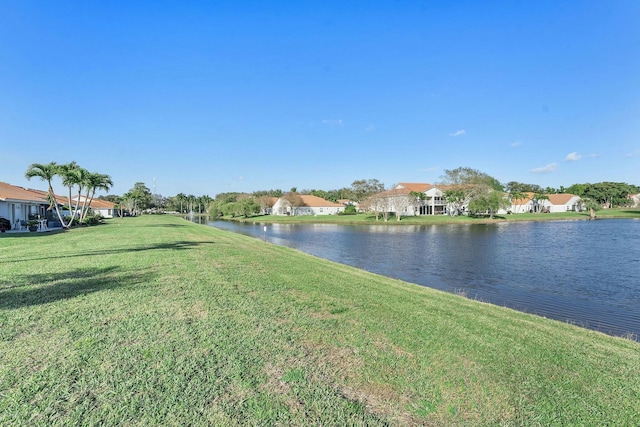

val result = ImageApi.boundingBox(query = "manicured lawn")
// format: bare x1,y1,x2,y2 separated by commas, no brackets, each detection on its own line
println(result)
1,215,639,425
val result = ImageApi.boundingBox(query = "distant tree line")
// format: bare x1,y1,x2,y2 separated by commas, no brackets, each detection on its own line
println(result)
95,170,638,220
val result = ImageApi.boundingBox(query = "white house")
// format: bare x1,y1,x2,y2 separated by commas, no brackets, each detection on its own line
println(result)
544,194,583,213
370,183,448,218
272,194,344,216
70,196,117,218
508,192,582,213
0,182,50,228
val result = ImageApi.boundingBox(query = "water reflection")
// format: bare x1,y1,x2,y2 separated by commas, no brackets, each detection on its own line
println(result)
191,216,640,339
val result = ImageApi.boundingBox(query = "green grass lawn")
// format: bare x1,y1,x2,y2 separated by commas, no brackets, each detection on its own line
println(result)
1,215,639,425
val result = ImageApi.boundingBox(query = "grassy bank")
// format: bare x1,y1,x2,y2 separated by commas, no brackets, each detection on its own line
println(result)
230,207,640,225
1,215,639,425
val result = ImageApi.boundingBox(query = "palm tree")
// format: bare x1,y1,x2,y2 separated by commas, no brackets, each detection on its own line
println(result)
59,162,90,226
187,194,196,213
80,172,114,223
174,193,187,213
509,191,526,213
25,162,67,227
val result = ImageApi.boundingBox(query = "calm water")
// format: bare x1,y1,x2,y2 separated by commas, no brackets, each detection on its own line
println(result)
198,217,640,339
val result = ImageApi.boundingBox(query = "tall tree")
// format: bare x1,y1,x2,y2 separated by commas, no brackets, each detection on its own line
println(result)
174,193,187,213
505,181,544,194
58,162,89,225
256,195,275,215
508,190,527,213
440,167,501,216
409,191,427,216
532,192,549,213
349,179,385,202
25,162,67,227
80,172,113,222
123,182,152,216
467,190,510,219
580,197,601,220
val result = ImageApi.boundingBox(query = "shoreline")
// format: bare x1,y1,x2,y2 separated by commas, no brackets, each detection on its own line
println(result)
211,207,640,226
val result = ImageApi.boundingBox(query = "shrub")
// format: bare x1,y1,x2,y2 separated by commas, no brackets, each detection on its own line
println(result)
82,214,104,226
338,205,357,215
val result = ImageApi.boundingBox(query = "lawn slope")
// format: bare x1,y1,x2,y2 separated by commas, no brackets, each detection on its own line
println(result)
1,215,638,426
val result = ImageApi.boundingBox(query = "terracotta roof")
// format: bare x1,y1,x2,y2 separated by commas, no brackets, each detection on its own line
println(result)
395,183,433,192
510,192,534,205
0,181,112,208
0,182,49,203
299,194,343,207
87,198,116,209
28,188,71,205
547,193,578,205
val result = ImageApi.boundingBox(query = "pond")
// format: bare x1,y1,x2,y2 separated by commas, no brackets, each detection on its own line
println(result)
195,216,640,339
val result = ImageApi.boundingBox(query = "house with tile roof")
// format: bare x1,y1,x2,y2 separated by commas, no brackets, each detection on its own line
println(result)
70,196,117,218
508,192,582,213
545,193,583,213
1,181,117,231
272,194,344,216
393,183,448,215
0,182,52,228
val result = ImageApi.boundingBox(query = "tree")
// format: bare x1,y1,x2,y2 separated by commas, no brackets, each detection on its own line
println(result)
467,190,510,219
238,198,260,217
580,197,601,220
198,195,212,213
281,192,304,215
123,182,152,216
365,193,391,222
409,191,427,216
256,195,275,215
80,172,113,223
384,189,412,221
505,181,544,194
532,192,549,213
508,190,527,213
349,179,385,202
442,188,467,216
58,162,89,225
440,167,502,216
25,162,68,227
169,193,185,213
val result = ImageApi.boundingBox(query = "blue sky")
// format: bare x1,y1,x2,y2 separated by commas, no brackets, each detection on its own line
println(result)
2,1,639,197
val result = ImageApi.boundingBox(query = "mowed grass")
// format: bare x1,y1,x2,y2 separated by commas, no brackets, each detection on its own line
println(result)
1,215,639,426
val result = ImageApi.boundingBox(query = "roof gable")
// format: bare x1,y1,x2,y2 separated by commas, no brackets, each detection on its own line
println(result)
395,183,433,192
299,194,343,207
547,193,578,205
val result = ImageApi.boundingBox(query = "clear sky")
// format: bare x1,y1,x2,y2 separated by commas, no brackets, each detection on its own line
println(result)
2,1,639,198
